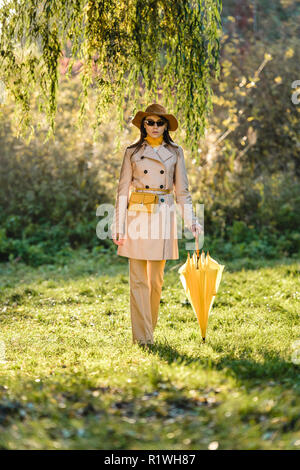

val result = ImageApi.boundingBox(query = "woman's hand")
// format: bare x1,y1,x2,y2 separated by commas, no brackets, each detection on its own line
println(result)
191,222,204,238
112,233,126,246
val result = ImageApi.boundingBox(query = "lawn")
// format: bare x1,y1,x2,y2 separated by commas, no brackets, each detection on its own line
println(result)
0,249,299,450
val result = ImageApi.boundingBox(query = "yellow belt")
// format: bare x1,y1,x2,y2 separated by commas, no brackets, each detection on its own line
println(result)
134,187,171,194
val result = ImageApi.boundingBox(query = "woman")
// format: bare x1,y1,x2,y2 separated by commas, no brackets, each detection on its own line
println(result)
111,103,203,347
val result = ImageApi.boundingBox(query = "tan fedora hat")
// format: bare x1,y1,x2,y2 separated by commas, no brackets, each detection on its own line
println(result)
131,103,178,131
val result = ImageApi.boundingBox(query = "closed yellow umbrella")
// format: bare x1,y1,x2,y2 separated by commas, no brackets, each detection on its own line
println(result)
178,238,225,342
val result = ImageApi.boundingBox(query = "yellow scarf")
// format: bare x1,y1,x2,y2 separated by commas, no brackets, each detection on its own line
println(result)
145,134,163,147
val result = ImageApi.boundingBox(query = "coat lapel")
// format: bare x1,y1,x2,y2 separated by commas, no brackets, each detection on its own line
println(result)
133,141,176,166
157,143,176,163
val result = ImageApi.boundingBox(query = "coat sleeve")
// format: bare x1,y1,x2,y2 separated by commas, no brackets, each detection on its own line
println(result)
110,147,133,237
173,145,199,231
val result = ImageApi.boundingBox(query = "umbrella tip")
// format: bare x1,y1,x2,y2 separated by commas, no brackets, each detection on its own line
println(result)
202,337,206,343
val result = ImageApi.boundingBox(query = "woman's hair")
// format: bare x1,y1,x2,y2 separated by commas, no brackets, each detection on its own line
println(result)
127,116,177,151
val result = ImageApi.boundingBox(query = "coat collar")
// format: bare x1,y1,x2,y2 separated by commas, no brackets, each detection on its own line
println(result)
133,140,177,165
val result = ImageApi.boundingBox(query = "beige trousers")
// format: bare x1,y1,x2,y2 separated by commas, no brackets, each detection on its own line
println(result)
129,258,166,345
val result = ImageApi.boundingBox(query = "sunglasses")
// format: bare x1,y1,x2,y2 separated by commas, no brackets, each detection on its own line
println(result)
144,119,166,127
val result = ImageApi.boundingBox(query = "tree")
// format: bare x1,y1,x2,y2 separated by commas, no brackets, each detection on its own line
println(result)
0,0,222,153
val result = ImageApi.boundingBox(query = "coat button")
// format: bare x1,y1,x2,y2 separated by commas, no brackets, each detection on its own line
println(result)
160,185,163,189
161,198,165,202
160,170,164,174
145,185,149,188
144,170,148,174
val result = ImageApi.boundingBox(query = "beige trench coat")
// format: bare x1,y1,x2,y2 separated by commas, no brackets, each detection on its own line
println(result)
110,140,199,260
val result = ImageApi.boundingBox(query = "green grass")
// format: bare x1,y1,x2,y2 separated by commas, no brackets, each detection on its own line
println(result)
0,249,299,450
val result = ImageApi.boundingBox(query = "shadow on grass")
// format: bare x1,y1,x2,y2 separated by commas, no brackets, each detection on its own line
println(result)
147,339,299,386
166,255,300,274
1,249,299,286
222,256,300,274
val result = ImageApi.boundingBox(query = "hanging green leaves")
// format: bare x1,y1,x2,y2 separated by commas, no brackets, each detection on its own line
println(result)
0,0,222,152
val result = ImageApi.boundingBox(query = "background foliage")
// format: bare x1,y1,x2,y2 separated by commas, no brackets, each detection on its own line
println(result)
0,0,299,265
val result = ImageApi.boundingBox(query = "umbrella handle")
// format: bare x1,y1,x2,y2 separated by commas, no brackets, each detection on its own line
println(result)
195,235,200,269
195,234,199,258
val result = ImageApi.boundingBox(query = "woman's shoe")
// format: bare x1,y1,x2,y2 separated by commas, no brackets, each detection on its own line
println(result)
137,340,153,350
